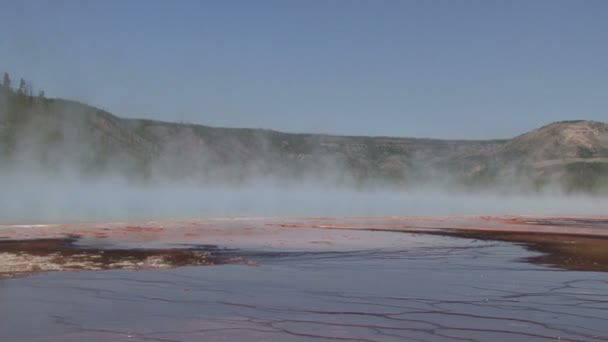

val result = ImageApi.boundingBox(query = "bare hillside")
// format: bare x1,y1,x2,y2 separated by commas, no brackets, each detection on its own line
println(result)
501,120,608,163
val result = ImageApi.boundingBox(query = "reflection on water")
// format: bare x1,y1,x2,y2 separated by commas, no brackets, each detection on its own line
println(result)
0,234,606,342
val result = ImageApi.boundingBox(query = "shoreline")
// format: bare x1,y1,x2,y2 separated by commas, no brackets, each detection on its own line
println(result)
419,230,608,272
1,215,607,277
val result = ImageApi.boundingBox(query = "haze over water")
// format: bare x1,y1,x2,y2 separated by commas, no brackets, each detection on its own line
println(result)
1,2,608,342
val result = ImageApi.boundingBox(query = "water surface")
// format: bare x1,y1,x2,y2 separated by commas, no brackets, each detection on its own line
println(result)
1,233,606,342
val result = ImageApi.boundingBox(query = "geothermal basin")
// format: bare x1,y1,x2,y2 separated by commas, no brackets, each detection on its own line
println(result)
0,215,607,341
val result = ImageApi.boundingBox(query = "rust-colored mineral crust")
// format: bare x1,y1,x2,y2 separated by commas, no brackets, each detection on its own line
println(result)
1,215,607,276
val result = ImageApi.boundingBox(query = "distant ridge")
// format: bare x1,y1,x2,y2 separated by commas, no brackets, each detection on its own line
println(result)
1,84,607,193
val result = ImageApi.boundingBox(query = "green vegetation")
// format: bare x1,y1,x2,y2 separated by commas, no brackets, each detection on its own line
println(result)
577,147,594,158
561,162,608,194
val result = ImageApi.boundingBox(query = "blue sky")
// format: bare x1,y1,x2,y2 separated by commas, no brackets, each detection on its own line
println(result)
1,0,606,138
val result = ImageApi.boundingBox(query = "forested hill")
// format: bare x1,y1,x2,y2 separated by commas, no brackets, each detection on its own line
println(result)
1,74,607,194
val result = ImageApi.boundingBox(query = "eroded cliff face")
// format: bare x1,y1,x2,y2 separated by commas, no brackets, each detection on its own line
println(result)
1,87,607,193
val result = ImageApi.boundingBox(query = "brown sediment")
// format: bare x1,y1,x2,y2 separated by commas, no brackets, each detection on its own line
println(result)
436,230,608,272
0,237,245,279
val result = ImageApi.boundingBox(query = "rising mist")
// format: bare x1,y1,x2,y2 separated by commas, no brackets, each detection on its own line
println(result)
1,77,608,223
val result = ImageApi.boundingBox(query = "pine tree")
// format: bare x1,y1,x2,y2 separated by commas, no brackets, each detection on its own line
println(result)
17,78,27,95
2,72,10,89
26,81,33,97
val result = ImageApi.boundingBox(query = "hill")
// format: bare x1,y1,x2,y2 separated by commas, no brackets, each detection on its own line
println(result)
1,84,607,193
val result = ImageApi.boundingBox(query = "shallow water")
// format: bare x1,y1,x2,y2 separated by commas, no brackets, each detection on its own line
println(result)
0,233,606,341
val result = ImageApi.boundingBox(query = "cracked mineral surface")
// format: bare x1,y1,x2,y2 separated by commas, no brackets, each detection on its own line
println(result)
0,215,607,341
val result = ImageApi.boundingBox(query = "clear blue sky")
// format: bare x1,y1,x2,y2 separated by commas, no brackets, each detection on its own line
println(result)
1,0,606,139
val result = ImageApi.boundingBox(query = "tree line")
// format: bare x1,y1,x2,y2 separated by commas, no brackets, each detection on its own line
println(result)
1,71,45,98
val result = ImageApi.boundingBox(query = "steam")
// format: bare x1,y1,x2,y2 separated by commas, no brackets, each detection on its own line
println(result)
1,86,607,224
1,171,607,224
